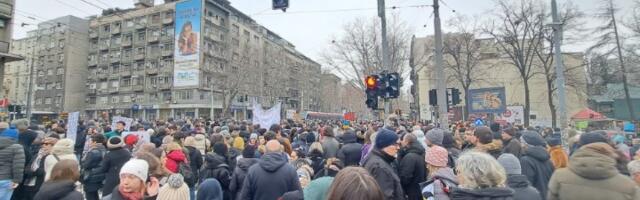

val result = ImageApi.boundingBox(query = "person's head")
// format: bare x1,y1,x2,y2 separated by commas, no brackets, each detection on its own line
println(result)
309,142,324,155
91,134,106,147
213,142,228,156
197,179,223,200
455,151,507,189
264,131,277,141
324,126,335,138
375,128,400,157
520,131,547,147
474,126,494,145
135,152,169,179
183,136,196,148
41,137,58,152
501,127,516,140
49,159,80,182
249,133,258,144
425,128,444,147
258,135,266,145
116,121,126,131
464,129,477,144
181,21,192,33
243,144,257,158
628,160,640,185
107,136,125,149
52,138,74,156
401,133,418,148
119,159,150,193
165,142,182,152
425,146,449,176
327,167,384,200
265,140,283,153
269,124,281,134
497,153,522,175
579,131,609,146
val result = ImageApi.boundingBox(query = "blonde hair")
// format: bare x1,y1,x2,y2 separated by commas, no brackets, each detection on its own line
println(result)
456,151,506,189
166,142,182,152
309,142,324,154
183,136,196,147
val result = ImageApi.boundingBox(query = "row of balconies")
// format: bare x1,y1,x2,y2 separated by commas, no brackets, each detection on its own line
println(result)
87,82,171,96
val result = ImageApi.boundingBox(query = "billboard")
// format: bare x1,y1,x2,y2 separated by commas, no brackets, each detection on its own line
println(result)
497,106,524,124
467,87,507,113
174,0,201,87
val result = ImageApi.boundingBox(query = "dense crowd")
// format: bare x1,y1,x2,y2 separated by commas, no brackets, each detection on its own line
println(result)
0,115,639,200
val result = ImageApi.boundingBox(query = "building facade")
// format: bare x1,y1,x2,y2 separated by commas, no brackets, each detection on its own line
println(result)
0,0,25,112
319,72,341,113
411,35,588,127
3,37,33,107
84,0,321,120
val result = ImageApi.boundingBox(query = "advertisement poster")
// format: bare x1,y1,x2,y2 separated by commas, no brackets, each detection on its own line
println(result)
174,0,201,87
468,87,507,113
498,106,524,124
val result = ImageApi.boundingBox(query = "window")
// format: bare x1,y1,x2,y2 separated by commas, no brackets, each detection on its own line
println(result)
136,16,147,25
111,96,119,103
58,39,65,48
123,34,133,43
161,25,174,37
38,71,45,77
102,25,110,33
35,98,42,105
111,36,121,45
151,13,161,23
122,78,131,86
111,80,119,88
100,81,108,89
200,91,209,100
55,96,62,104
112,64,120,73
232,24,239,36
149,92,159,101
162,91,172,101
123,48,132,59
58,54,64,62
146,60,158,69
165,11,173,19
125,19,134,27
99,96,108,104
137,31,146,41
88,97,96,104
178,90,193,100
134,61,144,71
89,83,96,89
47,69,54,75
122,95,131,103
55,82,62,89
45,98,52,104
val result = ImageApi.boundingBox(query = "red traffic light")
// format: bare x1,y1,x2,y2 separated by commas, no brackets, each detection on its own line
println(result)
365,75,378,89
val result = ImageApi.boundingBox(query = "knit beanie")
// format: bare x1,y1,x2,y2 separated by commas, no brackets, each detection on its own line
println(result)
474,126,494,144
521,131,546,147
375,128,398,149
580,131,608,146
197,179,223,200
425,145,448,167
213,142,228,156
157,174,189,200
52,138,74,155
546,137,562,147
441,132,455,149
498,153,521,175
425,128,444,146
107,136,125,149
120,159,149,182
250,133,258,140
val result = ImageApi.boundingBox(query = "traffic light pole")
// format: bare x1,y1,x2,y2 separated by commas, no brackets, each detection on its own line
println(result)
433,0,448,129
551,0,567,129
378,0,391,116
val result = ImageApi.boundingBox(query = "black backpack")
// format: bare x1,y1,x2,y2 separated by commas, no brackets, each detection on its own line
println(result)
179,162,196,187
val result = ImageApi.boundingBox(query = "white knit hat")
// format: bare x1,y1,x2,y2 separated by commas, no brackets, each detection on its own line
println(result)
52,138,75,155
119,159,149,182
157,174,189,200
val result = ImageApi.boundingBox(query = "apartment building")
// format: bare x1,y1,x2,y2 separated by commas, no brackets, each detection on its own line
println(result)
3,37,34,107
0,0,25,108
84,0,321,120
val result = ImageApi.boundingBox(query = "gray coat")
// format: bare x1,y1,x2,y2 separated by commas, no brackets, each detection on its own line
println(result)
505,175,541,200
0,137,25,183
321,137,340,159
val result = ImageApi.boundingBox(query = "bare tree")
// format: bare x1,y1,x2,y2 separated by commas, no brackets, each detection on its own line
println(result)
441,15,485,120
321,15,411,92
589,0,636,120
484,0,546,126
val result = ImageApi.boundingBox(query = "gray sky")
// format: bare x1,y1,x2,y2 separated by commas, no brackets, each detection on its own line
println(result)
13,0,636,67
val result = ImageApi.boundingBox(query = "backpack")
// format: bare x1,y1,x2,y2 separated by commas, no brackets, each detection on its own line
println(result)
179,162,196,187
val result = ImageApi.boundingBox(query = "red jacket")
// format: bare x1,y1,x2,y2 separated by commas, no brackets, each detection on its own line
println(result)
165,150,187,173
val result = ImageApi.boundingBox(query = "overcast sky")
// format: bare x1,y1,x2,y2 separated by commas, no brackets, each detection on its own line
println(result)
13,0,636,68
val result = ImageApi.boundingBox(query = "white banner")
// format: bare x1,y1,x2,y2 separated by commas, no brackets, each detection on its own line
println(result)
252,102,281,129
111,116,134,131
66,112,80,141
498,106,524,124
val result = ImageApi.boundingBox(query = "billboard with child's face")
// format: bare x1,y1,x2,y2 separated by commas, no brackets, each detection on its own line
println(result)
174,0,201,87
467,87,507,114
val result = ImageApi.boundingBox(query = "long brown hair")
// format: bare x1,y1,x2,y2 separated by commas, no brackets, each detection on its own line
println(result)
326,167,384,200
49,159,80,182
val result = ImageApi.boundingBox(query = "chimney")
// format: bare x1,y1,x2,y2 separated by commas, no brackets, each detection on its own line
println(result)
134,0,154,9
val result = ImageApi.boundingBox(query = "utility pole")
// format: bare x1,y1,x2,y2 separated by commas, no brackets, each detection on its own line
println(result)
26,29,38,121
378,0,391,116
433,0,448,129
551,0,567,129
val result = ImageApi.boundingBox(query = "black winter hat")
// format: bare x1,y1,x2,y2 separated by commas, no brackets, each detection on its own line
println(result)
579,131,608,146
521,131,547,147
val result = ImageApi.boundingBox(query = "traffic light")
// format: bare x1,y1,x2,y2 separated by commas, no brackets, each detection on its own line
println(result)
272,0,289,12
365,75,379,90
365,92,378,109
429,89,437,106
451,88,461,105
365,75,380,109
385,72,400,98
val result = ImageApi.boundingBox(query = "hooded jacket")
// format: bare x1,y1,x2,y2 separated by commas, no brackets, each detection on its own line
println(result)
506,174,541,200
363,148,406,200
547,143,640,200
44,140,78,182
519,146,554,200
0,137,24,183
398,144,426,200
336,133,362,167
240,152,300,200
165,150,187,173
33,180,83,200
81,144,107,192
449,186,515,200
502,138,523,158
420,167,458,200
230,157,258,200
321,136,340,159
100,147,131,196
198,178,224,200
201,153,232,200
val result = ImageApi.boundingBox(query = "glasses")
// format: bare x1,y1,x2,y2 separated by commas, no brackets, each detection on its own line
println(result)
42,143,53,146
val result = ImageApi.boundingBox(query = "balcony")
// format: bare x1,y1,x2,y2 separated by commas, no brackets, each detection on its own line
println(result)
119,86,132,91
120,70,131,77
162,49,173,57
136,23,146,29
88,60,97,66
109,87,119,93
162,18,173,24
99,44,110,51
109,73,119,79
111,27,121,34
146,68,158,75
132,85,144,91
122,39,132,47
87,89,97,95
98,89,109,95
89,32,98,38
111,57,121,63
161,35,173,42
134,54,145,61
147,36,159,43
159,83,171,90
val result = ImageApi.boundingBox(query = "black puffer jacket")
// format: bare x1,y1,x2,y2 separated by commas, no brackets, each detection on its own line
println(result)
398,144,426,200
307,150,325,176
506,174,541,200
519,146,554,200
336,132,362,167
449,186,515,200
201,153,232,200
240,152,300,200
363,149,405,200
230,157,259,200
100,147,131,196
33,180,83,200
185,146,203,177
81,145,106,192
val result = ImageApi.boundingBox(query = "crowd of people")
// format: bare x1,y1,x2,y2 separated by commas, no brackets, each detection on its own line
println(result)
0,115,639,200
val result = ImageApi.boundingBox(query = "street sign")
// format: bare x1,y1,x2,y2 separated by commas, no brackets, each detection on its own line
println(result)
475,118,484,126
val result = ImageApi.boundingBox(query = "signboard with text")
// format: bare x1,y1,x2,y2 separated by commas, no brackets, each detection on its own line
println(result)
174,0,201,87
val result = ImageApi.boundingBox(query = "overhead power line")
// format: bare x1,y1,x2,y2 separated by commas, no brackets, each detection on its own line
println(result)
252,4,432,16
55,0,94,15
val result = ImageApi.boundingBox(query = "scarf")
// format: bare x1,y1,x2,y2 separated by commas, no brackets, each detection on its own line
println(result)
118,185,144,200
